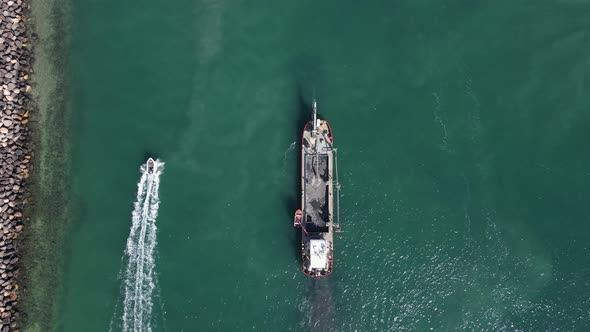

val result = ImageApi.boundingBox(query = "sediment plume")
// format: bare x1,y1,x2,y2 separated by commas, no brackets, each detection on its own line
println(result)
0,0,33,330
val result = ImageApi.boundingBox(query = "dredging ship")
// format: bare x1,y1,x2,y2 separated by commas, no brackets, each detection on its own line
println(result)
294,101,340,278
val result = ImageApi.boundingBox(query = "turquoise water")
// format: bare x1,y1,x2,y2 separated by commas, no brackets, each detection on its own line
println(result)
26,0,590,331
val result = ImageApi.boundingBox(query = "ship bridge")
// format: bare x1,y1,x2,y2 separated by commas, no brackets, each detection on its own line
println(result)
309,239,328,269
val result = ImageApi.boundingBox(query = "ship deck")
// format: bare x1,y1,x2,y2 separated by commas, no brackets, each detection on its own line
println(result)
304,153,329,231
299,117,335,277
302,125,334,242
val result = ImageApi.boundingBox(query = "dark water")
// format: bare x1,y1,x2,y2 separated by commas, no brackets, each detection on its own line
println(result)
26,0,590,331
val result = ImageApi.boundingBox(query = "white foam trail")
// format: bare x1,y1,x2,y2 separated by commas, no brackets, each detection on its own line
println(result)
118,159,165,332
283,141,297,162
431,92,449,151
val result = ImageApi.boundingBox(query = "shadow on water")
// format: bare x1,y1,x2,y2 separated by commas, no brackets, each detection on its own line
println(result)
302,278,337,332
287,91,338,332
283,55,326,262
285,60,336,331
282,85,310,262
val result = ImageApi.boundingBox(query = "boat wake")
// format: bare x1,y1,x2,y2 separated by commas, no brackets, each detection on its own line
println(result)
299,279,336,332
283,141,297,162
110,159,165,332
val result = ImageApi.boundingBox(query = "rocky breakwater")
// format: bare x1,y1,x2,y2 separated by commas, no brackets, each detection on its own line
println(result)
0,0,32,331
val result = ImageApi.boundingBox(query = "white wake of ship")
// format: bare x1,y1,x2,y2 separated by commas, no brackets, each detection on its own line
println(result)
111,159,164,332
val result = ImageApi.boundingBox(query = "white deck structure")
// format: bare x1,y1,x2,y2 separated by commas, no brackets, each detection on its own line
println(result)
309,239,328,269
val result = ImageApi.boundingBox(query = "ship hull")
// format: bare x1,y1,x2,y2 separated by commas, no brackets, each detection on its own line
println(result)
297,118,335,278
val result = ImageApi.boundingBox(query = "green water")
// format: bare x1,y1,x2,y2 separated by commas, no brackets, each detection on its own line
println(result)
26,0,590,331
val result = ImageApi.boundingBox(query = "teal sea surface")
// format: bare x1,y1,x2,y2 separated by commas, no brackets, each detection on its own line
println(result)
26,0,590,331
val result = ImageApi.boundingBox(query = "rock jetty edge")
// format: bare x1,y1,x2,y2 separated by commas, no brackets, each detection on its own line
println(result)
0,0,33,330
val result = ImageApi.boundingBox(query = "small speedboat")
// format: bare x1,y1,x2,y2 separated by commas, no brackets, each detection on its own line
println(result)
147,158,155,174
